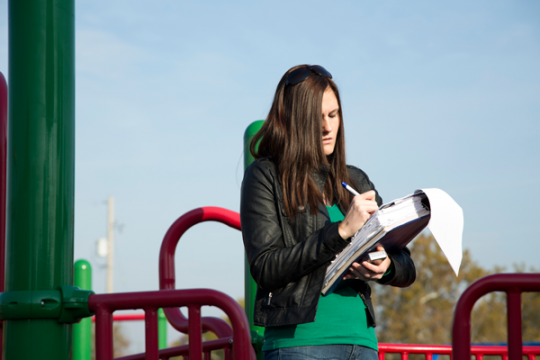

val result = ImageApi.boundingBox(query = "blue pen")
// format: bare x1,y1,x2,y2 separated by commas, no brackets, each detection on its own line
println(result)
341,182,361,196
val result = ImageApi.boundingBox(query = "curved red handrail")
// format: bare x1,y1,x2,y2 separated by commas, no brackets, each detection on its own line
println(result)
158,207,241,337
88,288,251,360
452,273,540,360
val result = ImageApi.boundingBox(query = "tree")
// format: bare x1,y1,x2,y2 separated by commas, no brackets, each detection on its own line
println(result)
371,233,540,345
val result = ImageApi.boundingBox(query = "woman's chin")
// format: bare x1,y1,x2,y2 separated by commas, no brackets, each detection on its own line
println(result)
324,148,335,156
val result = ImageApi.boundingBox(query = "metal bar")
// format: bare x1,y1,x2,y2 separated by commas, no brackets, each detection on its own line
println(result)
92,313,146,322
5,0,75,358
88,289,252,360
114,338,232,360
158,206,240,338
506,290,522,360
144,307,159,360
452,273,540,359
376,343,540,357
73,260,93,360
158,308,168,349
188,306,202,360
95,306,113,360
0,71,6,360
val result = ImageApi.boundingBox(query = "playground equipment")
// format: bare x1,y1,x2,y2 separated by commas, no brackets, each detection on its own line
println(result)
89,288,251,360
452,273,540,360
0,0,251,356
73,260,168,359
149,202,540,360
0,68,6,360
159,207,241,340
74,260,93,360
1,1,76,358
0,0,539,358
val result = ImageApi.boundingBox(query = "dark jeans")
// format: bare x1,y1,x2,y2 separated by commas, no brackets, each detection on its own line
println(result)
263,345,379,360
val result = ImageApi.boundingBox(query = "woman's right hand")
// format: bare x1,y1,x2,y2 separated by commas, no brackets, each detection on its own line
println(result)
338,190,379,239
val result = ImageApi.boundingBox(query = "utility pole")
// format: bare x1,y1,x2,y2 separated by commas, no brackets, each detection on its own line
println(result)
107,196,114,293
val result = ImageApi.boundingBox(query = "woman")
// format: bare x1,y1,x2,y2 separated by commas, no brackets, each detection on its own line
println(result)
240,65,416,360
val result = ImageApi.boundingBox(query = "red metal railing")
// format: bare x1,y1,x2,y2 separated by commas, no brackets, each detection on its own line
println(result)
378,343,540,359
452,273,540,360
88,288,252,360
91,313,146,322
158,207,241,338
116,338,234,360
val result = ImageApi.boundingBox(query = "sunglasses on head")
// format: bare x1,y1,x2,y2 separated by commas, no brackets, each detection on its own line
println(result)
285,65,333,86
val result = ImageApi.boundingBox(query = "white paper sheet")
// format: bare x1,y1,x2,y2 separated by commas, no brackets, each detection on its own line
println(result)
416,188,464,276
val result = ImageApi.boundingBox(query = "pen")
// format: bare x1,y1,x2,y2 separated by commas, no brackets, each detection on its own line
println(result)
341,182,361,196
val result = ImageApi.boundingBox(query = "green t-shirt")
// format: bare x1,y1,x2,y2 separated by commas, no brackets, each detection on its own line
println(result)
262,204,378,351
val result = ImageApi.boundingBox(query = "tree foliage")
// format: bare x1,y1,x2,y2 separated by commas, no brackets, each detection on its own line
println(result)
371,233,540,345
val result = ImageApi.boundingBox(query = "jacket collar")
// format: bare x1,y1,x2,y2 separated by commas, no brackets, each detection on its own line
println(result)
313,164,331,193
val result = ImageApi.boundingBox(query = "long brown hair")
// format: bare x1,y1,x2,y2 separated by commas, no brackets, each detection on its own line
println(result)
250,65,352,218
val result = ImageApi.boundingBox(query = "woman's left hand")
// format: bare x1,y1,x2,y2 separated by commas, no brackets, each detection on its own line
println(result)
343,245,392,281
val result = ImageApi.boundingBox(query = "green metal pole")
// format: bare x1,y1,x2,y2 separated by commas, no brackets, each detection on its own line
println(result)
4,0,75,359
158,308,167,349
73,260,92,360
243,120,265,359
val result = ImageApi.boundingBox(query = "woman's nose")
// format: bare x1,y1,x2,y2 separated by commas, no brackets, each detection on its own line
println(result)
322,118,332,132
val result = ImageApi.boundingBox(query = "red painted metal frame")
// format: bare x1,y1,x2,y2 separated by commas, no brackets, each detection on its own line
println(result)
452,273,540,360
88,288,252,360
0,72,7,360
378,343,540,359
158,207,241,338
91,313,146,322
116,338,233,360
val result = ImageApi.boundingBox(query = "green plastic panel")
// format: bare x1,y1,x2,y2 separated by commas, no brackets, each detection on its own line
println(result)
243,120,265,358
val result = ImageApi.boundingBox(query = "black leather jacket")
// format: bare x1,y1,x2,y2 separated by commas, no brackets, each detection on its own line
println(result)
240,158,416,327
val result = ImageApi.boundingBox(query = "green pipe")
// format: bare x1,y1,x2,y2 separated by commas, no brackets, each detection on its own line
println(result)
4,0,75,359
243,120,265,359
73,260,92,360
158,308,167,349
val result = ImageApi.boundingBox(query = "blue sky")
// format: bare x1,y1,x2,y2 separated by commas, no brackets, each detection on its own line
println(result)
0,0,539,351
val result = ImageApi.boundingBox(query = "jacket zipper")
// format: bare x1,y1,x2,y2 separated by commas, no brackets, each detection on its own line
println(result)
267,292,273,306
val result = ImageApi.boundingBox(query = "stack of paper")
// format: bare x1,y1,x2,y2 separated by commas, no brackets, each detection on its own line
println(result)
322,188,463,295
323,193,430,295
